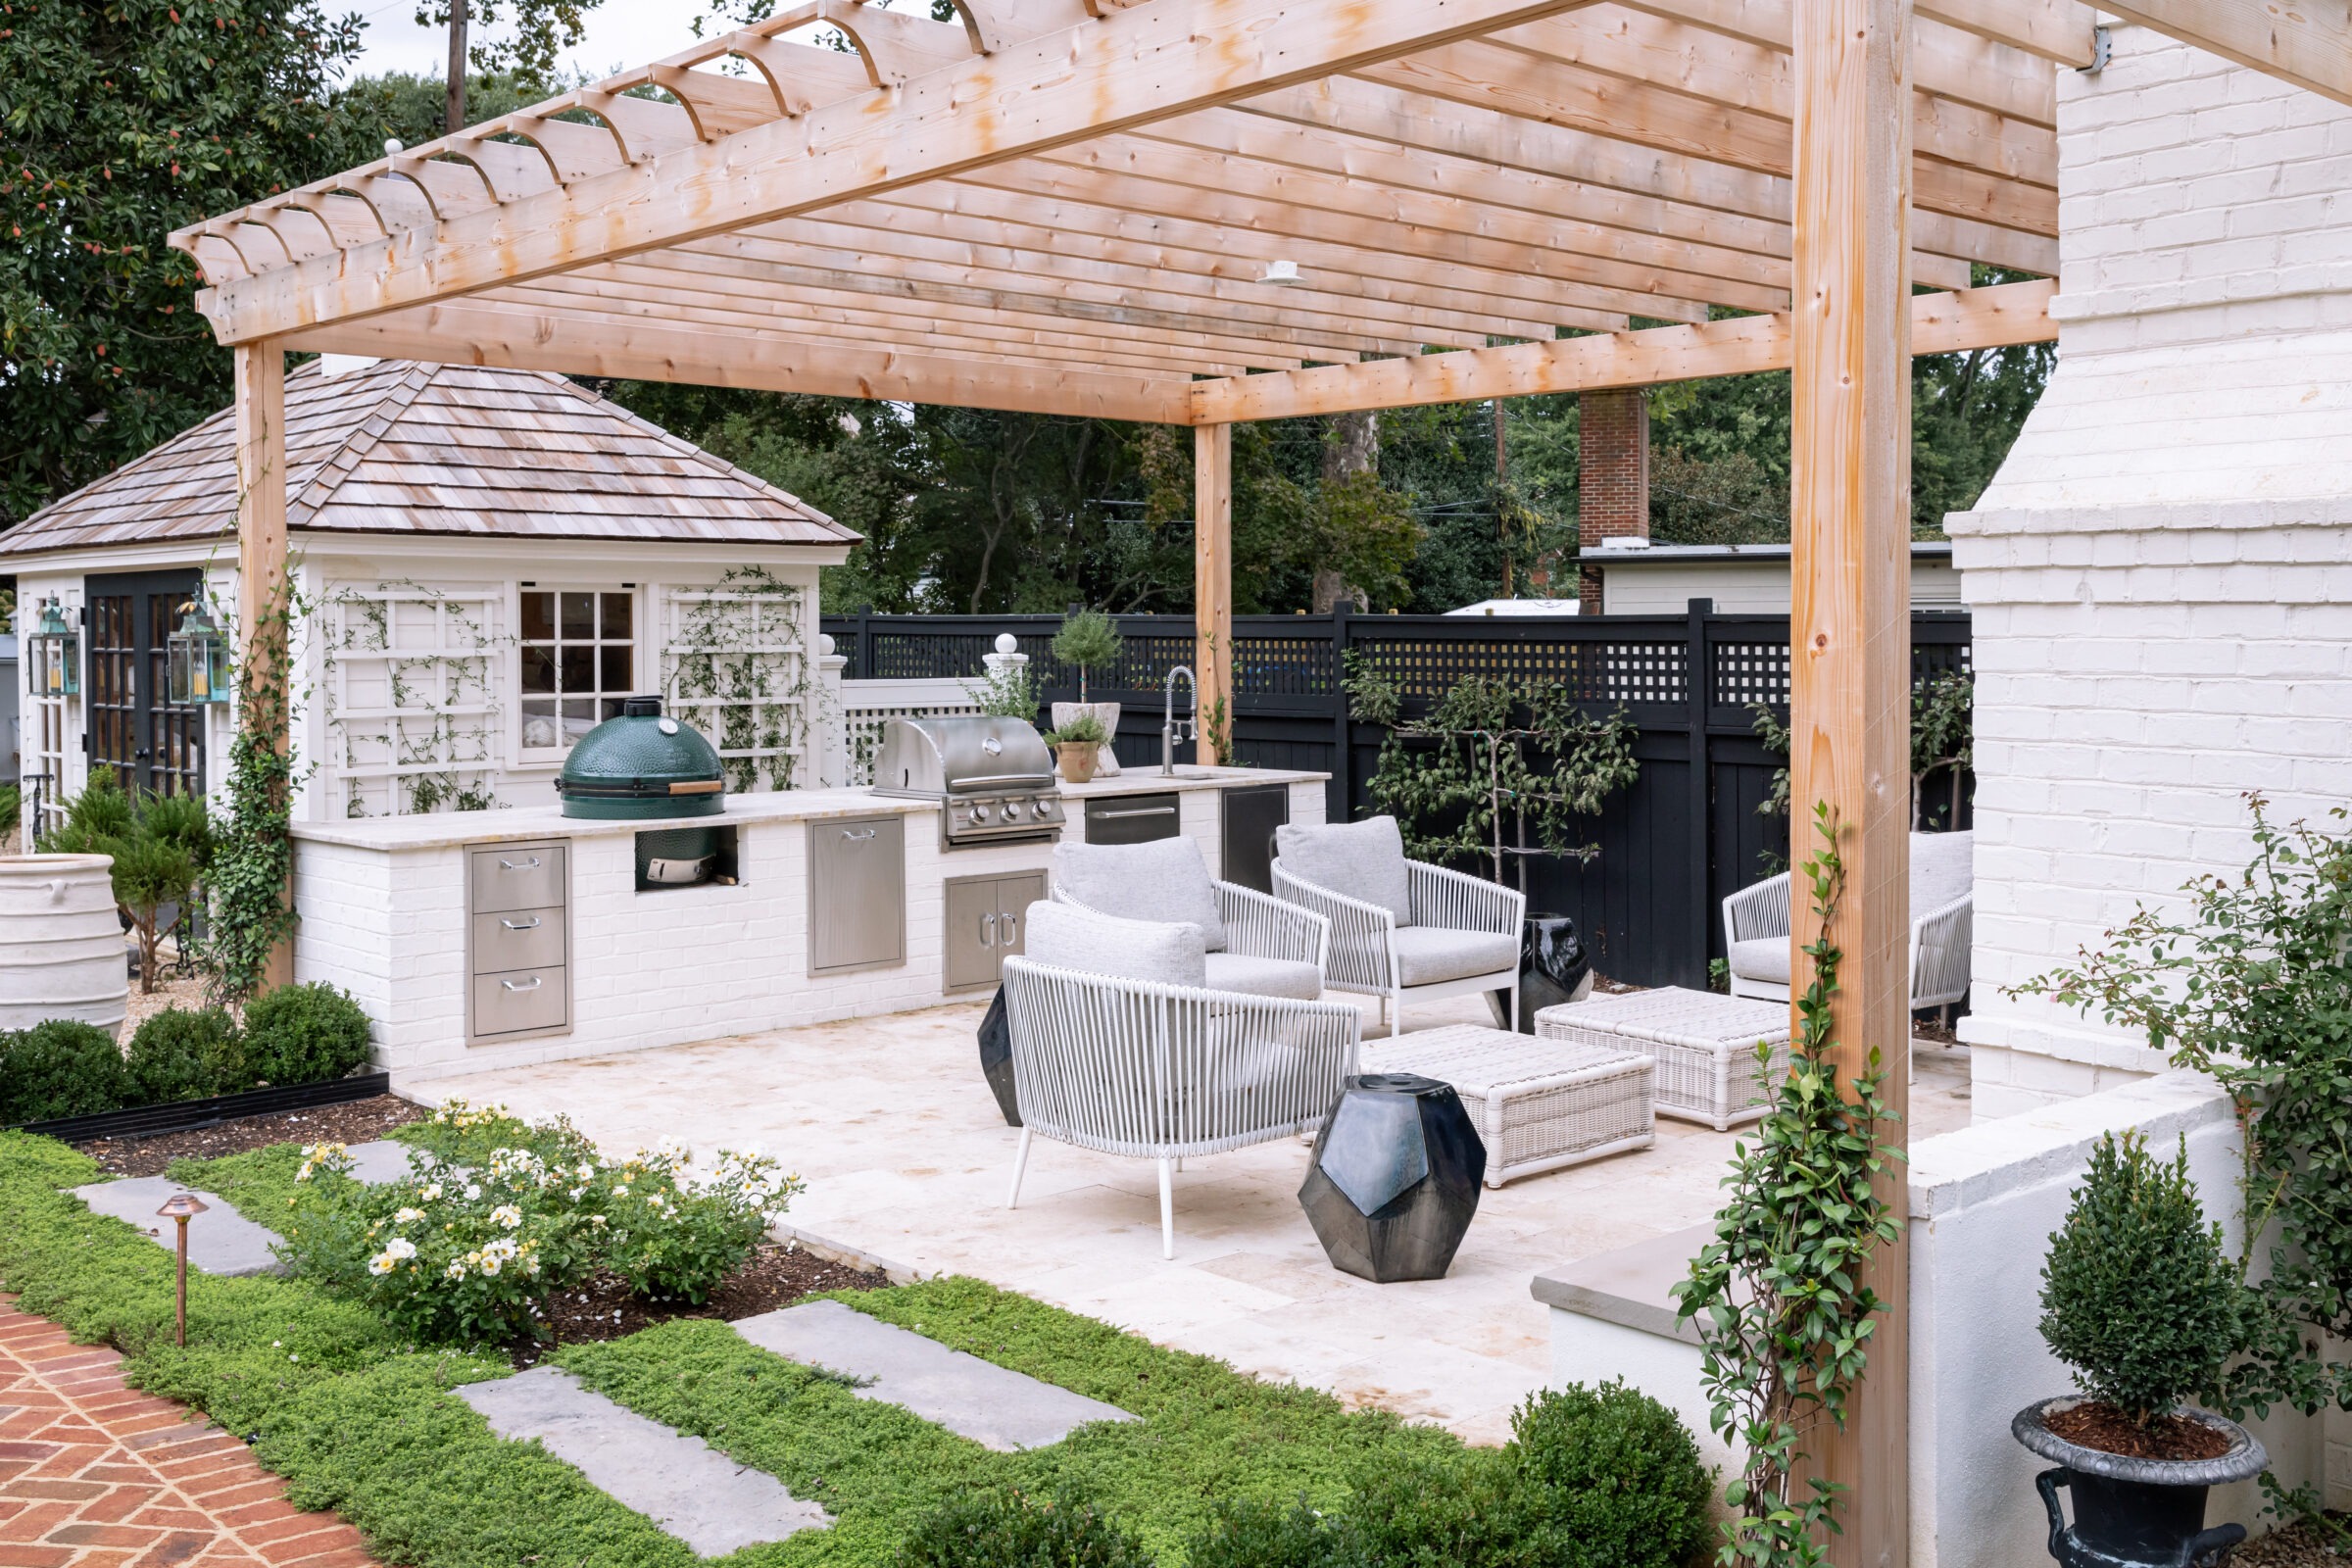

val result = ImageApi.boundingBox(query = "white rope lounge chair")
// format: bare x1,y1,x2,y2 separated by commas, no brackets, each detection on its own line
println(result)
1050,837,1329,1001
1003,903,1360,1260
1270,815,1525,1038
1721,829,1975,1011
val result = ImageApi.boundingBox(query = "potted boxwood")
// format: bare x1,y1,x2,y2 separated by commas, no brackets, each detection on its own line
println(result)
1051,610,1124,776
2014,1130,2264,1567
1045,711,1110,785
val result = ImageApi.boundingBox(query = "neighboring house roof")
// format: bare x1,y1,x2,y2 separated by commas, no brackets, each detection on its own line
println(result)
0,359,859,558
1590,541,1953,566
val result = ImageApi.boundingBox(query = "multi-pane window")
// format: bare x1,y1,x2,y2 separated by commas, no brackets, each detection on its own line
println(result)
518,589,635,755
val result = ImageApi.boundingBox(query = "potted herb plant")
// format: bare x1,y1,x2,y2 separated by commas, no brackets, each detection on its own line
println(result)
1045,711,1109,785
2014,1129,2264,1567
1050,610,1124,776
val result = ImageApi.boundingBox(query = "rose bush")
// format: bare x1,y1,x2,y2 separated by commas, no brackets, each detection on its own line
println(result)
278,1101,802,1343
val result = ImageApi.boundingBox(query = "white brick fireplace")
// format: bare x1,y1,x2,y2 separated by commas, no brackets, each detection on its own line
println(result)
1950,24,2352,1118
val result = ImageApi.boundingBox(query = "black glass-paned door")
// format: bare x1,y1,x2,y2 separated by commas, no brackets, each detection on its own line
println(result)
84,571,206,799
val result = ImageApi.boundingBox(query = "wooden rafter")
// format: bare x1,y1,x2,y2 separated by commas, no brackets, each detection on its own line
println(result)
2100,0,2352,109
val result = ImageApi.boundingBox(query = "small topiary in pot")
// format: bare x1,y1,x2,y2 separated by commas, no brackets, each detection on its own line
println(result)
2015,1129,2266,1567
0,1020,132,1124
241,982,372,1087
125,1006,247,1104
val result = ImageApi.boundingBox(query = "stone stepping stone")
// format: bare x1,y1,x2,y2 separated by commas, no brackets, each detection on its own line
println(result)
731,1299,1136,1451
72,1141,421,1276
458,1366,830,1555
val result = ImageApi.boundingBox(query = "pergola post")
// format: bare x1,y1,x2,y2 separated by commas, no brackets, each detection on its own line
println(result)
1194,422,1234,765
1790,1,1913,1564
231,340,294,990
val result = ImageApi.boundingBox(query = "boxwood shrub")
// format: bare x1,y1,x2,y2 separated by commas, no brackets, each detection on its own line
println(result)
0,1020,132,1124
126,1006,247,1103
241,982,372,1086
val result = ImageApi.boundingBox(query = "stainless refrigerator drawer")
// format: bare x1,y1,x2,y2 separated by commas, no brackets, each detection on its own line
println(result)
809,815,906,974
468,844,568,913
472,966,569,1038
469,906,566,973
1084,793,1181,846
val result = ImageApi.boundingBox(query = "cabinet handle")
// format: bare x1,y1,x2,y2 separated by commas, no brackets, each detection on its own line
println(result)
498,857,542,871
500,916,541,931
1000,910,1017,946
841,827,877,842
1095,807,1176,820
500,977,543,993
981,912,998,949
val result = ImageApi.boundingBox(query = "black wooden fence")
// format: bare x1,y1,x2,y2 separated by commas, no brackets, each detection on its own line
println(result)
821,603,1973,990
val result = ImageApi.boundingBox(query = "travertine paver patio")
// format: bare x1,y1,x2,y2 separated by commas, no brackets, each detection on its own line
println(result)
406,996,1972,1446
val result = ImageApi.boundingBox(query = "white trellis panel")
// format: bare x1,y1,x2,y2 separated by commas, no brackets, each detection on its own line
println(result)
839,677,984,786
323,583,504,818
662,584,808,793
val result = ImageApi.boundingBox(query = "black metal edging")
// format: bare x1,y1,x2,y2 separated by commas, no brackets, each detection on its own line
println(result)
9,1072,393,1144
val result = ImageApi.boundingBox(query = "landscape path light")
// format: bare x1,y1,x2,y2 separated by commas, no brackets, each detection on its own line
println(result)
155,1192,208,1347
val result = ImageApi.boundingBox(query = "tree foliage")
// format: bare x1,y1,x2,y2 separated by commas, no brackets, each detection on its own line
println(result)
0,0,364,528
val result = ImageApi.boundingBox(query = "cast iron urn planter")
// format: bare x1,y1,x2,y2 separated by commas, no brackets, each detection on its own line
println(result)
2013,1397,2268,1568
1492,912,1593,1032
1298,1074,1485,1282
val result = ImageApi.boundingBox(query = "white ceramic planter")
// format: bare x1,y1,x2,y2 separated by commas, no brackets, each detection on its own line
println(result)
1052,701,1122,777
0,855,128,1039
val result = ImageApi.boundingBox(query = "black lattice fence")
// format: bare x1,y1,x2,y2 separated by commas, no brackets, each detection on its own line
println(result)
823,602,1973,988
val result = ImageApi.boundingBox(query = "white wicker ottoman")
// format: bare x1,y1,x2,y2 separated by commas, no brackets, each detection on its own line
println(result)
1535,988,1790,1131
1359,1025,1654,1187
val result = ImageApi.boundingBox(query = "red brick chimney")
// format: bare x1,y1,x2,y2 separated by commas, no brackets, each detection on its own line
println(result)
1578,388,1649,612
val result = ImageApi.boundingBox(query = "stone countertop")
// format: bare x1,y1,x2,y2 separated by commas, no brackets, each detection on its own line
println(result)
1528,1223,1711,1346
290,766,1326,853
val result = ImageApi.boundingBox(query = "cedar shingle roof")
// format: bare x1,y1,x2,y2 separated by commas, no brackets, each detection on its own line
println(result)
0,360,858,557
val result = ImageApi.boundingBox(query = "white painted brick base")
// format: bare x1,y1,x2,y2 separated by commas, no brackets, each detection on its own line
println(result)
1951,25,2352,1110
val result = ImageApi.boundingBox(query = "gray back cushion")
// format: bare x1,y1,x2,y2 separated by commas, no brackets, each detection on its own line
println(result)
1052,837,1228,951
1276,815,1412,924
1910,830,1974,913
1021,900,1207,990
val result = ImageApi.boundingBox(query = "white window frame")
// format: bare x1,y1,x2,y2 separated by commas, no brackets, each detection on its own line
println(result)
513,582,644,768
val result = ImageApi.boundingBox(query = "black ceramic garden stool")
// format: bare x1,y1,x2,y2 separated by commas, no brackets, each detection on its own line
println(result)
2013,1398,2268,1568
978,985,1020,1126
1492,912,1593,1033
1298,1073,1485,1283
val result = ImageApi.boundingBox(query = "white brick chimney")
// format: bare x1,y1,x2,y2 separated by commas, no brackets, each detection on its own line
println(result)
1950,24,2352,1118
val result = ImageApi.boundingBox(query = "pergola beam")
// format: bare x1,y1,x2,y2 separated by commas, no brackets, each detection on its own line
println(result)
2099,0,2352,108
1186,277,2053,422
278,307,1199,423
187,0,1600,343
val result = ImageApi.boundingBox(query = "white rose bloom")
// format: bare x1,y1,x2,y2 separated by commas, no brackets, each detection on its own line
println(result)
394,1207,425,1224
368,1253,396,1275
480,1255,503,1276
491,1204,523,1229
418,1184,443,1202
446,1261,467,1279
385,1238,417,1260
465,1183,483,1200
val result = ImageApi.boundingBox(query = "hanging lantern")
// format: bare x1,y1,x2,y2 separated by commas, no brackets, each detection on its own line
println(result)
167,600,232,706
28,597,78,699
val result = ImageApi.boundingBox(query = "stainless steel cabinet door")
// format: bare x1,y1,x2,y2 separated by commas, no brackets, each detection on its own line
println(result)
808,815,906,974
995,873,1046,961
943,876,1004,992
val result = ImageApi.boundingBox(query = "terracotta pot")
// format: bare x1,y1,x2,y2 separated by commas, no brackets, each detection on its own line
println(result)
1052,701,1120,776
1057,742,1100,785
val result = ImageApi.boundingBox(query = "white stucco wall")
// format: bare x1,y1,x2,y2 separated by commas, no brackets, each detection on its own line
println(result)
1598,555,1962,615
1949,25,2352,1116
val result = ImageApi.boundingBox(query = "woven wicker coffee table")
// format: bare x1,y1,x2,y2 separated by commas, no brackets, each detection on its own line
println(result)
1358,1025,1654,1187
1535,988,1790,1131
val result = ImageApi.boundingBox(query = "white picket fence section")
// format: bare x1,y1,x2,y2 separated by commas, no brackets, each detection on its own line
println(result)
839,677,983,786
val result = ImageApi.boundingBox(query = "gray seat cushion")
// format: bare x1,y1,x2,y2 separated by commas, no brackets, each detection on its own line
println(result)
1727,936,1791,986
1053,837,1228,951
1275,816,1412,924
1022,901,1207,990
1390,925,1518,988
1203,952,1325,1002
1910,829,1973,912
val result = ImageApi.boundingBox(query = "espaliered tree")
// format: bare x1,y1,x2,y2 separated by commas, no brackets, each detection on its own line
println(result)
0,0,364,529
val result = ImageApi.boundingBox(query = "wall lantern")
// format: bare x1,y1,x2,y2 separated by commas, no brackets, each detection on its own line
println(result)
29,596,79,698
167,601,233,705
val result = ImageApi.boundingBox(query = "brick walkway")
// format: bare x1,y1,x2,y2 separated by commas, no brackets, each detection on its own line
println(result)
0,1298,380,1567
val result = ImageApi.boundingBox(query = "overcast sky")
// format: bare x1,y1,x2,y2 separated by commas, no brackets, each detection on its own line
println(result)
343,0,726,85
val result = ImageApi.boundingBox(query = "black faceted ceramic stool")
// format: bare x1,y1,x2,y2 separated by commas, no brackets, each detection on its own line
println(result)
1299,1074,1486,1282
1492,913,1593,1033
978,985,1021,1126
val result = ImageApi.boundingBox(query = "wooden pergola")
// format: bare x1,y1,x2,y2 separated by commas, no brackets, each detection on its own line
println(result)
174,0,2344,1556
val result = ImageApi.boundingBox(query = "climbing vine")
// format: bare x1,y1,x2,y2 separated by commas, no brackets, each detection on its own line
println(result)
1673,805,1904,1568
199,574,311,1004
662,565,810,793
1343,655,1639,886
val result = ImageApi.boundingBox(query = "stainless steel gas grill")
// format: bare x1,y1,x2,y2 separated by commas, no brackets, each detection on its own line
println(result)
870,715,1065,849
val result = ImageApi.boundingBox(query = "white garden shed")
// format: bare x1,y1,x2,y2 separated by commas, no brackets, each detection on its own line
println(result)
1,358,857,831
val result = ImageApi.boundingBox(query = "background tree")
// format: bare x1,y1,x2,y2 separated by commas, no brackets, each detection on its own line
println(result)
0,0,364,530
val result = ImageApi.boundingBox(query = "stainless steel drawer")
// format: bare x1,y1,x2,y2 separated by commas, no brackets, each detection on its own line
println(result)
469,906,565,973
469,844,567,913
1085,793,1181,846
472,966,568,1037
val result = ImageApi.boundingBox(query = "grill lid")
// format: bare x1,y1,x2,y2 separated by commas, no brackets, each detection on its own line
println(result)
557,696,725,819
871,714,1054,797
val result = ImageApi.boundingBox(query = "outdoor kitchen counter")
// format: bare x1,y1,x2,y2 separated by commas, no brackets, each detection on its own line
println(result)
291,767,1327,1081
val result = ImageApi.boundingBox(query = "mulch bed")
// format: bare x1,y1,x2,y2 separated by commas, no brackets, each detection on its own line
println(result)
74,1093,429,1177
2044,1399,2234,1461
512,1242,890,1367
2238,1516,2352,1565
